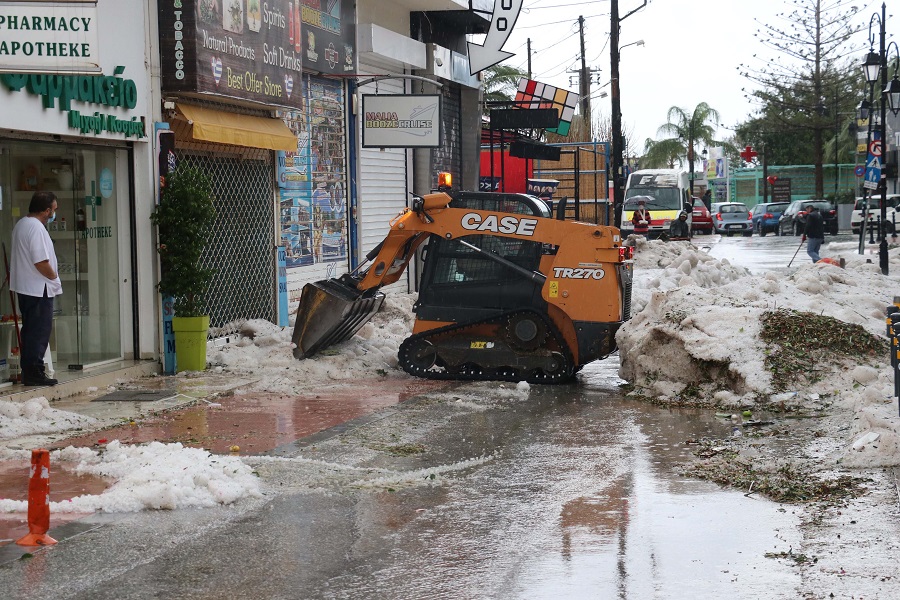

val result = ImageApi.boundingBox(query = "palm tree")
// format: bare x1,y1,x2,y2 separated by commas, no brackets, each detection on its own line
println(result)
648,102,720,194
481,64,527,116
641,138,684,169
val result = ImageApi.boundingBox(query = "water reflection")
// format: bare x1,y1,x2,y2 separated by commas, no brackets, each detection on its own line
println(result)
332,359,801,599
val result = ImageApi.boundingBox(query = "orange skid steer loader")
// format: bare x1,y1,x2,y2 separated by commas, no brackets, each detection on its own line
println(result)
291,190,633,383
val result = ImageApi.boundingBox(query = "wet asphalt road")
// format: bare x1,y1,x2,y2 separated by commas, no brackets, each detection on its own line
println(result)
0,232,866,599
703,230,868,273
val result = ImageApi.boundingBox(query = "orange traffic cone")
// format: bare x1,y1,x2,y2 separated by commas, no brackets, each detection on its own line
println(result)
16,449,58,546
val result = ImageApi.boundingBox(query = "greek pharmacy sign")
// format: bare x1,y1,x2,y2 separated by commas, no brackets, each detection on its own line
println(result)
361,95,442,148
0,2,101,74
0,66,147,139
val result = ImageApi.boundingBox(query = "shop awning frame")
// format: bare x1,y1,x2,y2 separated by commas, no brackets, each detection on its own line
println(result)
174,104,297,152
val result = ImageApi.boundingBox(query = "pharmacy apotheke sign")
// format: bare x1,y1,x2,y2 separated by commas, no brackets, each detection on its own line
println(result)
0,2,101,74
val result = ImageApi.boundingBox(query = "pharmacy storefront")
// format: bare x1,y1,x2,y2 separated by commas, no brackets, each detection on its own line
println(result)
0,1,154,374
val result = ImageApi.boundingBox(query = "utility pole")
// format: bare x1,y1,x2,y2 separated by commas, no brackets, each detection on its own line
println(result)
578,16,590,134
568,17,600,139
610,2,623,227
527,38,532,79
610,0,647,228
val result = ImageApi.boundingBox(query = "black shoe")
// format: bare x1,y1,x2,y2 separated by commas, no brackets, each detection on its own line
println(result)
22,367,58,387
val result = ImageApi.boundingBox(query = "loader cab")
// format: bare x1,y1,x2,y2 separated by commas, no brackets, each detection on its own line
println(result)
415,192,551,324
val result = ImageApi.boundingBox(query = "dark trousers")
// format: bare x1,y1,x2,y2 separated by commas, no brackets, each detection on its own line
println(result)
17,291,54,370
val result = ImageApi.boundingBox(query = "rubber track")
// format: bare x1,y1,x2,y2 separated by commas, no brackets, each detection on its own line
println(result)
398,309,576,384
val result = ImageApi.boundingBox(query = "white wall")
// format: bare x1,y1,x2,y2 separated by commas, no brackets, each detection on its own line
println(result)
357,1,411,34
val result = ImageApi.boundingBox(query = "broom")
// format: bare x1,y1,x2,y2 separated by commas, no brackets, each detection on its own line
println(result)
2,243,22,383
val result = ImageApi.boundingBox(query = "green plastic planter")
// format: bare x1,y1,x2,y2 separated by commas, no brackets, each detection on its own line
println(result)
172,315,210,372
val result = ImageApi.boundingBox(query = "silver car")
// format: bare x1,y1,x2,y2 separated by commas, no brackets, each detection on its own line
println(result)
711,202,752,236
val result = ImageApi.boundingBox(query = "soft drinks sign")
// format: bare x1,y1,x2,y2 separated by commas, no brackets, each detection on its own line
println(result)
158,0,304,109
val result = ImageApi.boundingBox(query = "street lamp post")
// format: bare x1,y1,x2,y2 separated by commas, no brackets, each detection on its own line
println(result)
862,2,898,275
834,91,840,198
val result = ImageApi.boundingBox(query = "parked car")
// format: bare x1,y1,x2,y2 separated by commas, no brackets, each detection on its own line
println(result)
691,197,713,234
711,202,752,236
778,200,838,236
750,201,790,236
850,195,900,234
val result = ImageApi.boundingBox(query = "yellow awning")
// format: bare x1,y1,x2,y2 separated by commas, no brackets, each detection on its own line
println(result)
176,103,297,152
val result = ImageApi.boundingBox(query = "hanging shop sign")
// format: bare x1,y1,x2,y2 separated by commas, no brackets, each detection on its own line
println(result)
0,66,147,138
361,94,441,148
0,2,101,74
158,0,305,109
300,0,355,75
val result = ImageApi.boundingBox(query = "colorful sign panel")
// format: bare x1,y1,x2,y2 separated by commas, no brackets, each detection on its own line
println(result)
361,94,441,148
514,78,579,136
300,0,355,76
158,0,304,109
0,2,101,74
277,76,347,269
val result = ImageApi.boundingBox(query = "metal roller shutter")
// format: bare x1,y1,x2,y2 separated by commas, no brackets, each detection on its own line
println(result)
433,82,462,182
173,151,277,337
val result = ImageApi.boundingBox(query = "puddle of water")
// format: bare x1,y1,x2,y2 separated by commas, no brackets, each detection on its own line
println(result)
0,460,107,547
323,364,801,599
51,379,452,455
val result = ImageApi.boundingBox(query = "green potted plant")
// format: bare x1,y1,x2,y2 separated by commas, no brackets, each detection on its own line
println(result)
150,165,216,372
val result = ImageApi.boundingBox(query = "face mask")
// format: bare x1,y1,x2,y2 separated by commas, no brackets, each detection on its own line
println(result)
47,212,56,223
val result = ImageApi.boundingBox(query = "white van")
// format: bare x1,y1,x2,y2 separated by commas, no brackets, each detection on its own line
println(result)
621,169,693,237
851,195,900,234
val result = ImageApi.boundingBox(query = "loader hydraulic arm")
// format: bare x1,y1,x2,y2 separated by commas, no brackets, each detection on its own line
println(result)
353,192,454,291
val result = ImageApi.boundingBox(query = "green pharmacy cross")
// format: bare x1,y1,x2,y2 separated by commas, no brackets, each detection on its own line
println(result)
84,181,102,222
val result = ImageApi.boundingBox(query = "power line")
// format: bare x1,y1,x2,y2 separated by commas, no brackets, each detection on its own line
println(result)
524,0,605,10
517,14,604,29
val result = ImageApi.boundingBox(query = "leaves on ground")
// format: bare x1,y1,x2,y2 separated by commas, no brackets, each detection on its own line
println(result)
760,309,888,391
683,446,868,503
378,443,427,456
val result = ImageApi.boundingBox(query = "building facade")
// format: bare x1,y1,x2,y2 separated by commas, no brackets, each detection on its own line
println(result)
2,1,490,379
0,1,158,371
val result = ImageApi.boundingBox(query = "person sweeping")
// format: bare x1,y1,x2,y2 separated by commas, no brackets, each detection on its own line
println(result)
801,204,825,263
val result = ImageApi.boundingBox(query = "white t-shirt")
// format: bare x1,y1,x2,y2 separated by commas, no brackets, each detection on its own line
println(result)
10,216,63,298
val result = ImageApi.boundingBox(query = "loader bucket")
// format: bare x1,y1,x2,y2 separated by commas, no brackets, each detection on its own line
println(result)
291,279,385,359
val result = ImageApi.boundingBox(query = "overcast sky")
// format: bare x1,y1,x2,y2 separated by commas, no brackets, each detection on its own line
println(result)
500,0,874,151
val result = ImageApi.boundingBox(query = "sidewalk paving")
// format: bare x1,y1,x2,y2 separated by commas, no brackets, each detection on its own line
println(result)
0,370,453,550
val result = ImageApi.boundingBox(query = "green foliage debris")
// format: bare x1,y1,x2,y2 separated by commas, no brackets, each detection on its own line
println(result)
684,449,866,503
760,309,887,391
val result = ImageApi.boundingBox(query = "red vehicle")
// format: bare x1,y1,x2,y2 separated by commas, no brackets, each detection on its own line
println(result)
691,197,713,234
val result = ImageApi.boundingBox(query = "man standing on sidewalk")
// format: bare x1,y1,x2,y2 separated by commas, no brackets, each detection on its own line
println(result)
10,191,62,386
802,204,825,263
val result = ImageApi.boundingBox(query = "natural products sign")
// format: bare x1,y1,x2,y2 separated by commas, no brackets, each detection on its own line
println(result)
158,0,304,109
